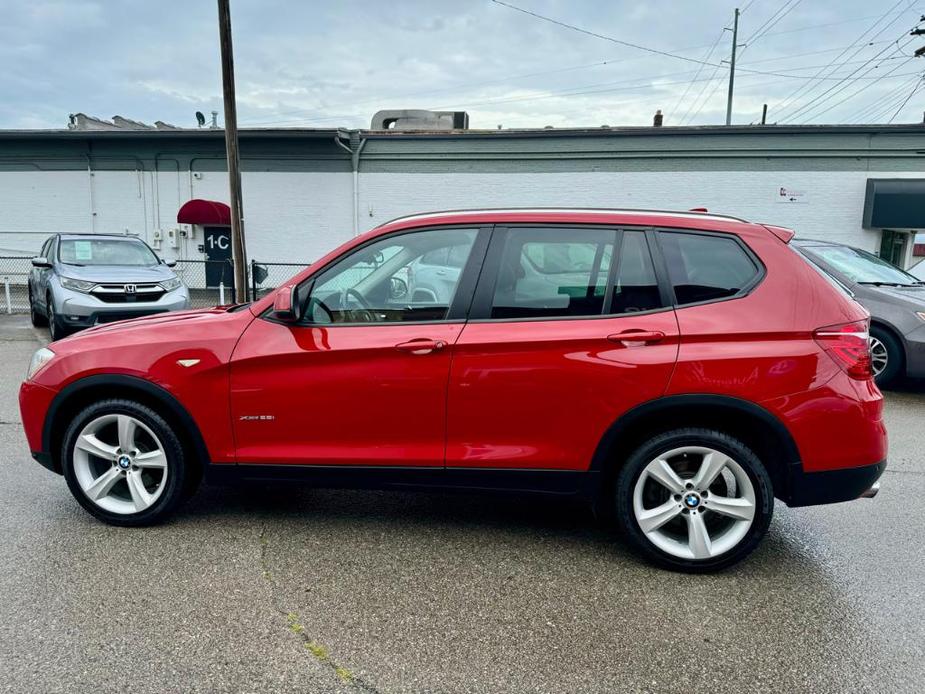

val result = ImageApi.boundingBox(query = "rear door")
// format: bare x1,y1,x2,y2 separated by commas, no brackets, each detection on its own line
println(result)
446,226,679,471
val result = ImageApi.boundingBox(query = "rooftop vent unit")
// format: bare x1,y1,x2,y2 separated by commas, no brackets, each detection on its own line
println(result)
370,109,469,131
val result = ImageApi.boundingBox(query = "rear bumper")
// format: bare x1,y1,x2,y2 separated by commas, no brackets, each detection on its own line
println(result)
785,459,886,507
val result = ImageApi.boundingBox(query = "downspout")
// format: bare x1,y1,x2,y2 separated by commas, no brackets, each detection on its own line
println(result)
85,148,95,233
335,130,367,236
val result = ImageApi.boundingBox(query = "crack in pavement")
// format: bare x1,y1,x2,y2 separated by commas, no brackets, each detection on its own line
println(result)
258,524,382,694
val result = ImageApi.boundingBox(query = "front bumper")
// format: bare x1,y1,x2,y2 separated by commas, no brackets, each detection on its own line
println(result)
785,459,886,507
904,322,925,378
56,287,190,327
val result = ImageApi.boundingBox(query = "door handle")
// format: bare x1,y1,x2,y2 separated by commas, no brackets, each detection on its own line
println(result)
395,339,447,355
607,330,665,346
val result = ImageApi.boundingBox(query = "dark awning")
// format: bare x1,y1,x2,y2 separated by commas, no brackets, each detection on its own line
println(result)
863,179,925,230
177,199,231,226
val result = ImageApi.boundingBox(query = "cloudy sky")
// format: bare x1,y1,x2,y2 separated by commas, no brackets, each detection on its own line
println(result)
1,0,923,130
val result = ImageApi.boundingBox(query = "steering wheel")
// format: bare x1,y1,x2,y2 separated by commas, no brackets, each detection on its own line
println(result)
344,288,371,309
344,288,375,322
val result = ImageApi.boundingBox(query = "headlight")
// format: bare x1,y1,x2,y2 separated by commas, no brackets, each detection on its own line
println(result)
160,277,182,291
27,347,55,380
59,276,96,293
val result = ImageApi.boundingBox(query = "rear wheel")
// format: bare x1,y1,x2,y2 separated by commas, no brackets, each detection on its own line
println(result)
614,428,774,572
61,399,191,526
869,326,903,388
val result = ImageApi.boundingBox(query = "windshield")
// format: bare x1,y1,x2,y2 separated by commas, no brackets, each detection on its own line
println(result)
58,238,158,267
805,244,920,286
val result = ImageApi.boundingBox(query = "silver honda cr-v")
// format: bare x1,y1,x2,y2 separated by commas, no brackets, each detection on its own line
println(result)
28,233,190,340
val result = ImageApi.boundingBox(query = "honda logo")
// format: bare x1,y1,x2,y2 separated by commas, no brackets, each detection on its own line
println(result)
124,284,136,294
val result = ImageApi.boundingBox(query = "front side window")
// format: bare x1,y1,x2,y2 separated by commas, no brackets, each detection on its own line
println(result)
58,238,158,267
490,227,615,319
304,228,478,324
659,232,760,306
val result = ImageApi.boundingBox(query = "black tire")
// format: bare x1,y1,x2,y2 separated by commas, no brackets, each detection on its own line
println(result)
46,292,69,341
870,325,903,389
614,428,774,573
28,285,47,327
61,399,190,526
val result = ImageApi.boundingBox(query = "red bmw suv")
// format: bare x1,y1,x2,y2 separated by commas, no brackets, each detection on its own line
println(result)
19,209,886,572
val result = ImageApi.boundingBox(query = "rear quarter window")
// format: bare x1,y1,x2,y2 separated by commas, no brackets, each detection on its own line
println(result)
658,231,760,306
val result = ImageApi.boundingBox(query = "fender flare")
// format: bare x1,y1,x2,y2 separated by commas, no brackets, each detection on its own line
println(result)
589,393,801,473
42,374,211,473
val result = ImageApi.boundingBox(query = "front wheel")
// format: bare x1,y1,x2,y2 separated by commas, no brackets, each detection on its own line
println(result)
614,428,774,573
46,292,70,341
61,399,190,526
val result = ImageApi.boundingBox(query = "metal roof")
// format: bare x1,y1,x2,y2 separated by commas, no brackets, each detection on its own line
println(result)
0,123,922,141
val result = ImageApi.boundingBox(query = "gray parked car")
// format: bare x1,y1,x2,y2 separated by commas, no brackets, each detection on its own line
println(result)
28,233,190,340
793,238,925,387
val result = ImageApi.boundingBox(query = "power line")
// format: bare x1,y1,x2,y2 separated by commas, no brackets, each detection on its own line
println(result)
742,0,802,46
797,52,917,122
887,76,925,122
490,0,783,73
784,31,917,122
846,73,922,121
773,0,910,119
671,29,726,120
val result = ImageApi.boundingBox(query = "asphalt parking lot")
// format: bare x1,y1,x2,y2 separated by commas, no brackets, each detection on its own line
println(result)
1,315,923,694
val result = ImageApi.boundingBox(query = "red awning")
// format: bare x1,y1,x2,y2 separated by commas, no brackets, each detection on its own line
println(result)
177,199,231,226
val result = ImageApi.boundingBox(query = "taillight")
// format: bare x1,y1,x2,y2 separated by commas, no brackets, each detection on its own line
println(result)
813,319,872,379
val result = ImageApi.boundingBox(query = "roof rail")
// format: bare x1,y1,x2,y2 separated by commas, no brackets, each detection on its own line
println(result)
375,207,751,229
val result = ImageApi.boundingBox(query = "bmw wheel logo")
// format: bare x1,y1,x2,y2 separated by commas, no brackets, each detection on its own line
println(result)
684,493,701,509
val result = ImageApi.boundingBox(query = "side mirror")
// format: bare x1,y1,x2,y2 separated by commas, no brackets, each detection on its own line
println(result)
272,286,301,322
31,257,51,268
164,259,177,267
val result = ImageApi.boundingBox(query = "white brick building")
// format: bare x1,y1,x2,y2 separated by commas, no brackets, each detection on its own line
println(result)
1,123,923,269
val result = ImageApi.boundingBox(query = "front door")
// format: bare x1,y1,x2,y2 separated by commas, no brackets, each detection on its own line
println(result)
203,225,233,289
230,226,488,466
446,226,679,471
879,229,907,267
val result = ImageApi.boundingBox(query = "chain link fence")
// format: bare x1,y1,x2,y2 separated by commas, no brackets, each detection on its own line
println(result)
173,259,236,308
0,256,310,314
250,260,309,301
0,256,32,314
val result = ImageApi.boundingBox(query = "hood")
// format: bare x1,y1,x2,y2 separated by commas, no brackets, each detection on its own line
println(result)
858,283,925,309
56,263,176,284
80,306,235,336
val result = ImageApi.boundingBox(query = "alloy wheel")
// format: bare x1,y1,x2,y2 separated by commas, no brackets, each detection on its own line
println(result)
869,336,888,377
632,446,756,561
72,413,169,514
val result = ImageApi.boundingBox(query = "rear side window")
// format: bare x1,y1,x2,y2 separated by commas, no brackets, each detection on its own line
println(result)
490,227,615,319
658,232,759,306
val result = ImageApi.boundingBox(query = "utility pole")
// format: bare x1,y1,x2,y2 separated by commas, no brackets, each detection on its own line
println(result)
217,0,248,303
725,7,740,126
